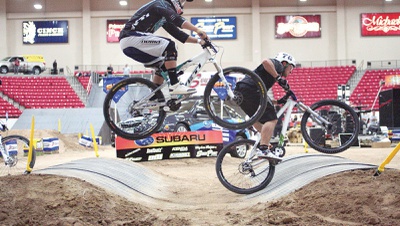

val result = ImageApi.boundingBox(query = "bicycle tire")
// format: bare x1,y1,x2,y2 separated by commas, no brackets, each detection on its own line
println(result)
216,139,275,194
103,77,166,140
0,135,36,176
204,67,267,130
300,99,360,154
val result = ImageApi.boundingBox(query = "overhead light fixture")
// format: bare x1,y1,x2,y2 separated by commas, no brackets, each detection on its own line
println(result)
205,0,213,2
300,0,307,2
34,4,42,9
119,1,128,6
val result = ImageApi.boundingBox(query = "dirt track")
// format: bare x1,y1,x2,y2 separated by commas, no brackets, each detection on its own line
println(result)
1,129,400,225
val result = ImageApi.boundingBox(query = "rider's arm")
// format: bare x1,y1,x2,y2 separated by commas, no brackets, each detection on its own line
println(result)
261,59,280,79
163,22,207,45
181,21,208,41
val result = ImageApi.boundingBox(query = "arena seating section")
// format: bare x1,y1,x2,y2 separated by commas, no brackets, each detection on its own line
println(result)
349,68,400,110
0,76,85,118
77,76,91,93
0,67,398,118
272,65,356,106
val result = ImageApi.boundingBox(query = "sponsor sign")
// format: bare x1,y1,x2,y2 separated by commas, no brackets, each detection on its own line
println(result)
361,13,400,36
385,75,400,86
23,20,68,44
102,77,127,102
116,130,223,161
275,15,321,38
191,17,237,40
107,19,126,43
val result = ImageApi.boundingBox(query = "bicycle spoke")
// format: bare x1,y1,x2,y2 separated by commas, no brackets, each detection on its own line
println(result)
216,139,275,194
103,78,166,140
204,67,267,130
301,100,360,154
0,136,35,177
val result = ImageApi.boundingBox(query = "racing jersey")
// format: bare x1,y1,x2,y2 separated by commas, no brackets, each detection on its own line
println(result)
239,58,284,90
119,0,189,43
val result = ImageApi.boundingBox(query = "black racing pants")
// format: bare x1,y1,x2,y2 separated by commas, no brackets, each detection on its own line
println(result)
235,82,277,124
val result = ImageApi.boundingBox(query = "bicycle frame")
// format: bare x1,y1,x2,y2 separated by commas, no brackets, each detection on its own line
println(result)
138,42,234,107
246,94,332,160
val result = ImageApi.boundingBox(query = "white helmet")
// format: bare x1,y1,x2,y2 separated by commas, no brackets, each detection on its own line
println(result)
168,0,192,15
275,52,296,68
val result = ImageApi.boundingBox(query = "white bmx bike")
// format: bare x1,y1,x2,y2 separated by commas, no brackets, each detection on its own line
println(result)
103,39,268,140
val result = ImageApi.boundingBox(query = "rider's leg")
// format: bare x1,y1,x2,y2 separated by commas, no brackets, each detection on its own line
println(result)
162,40,195,95
256,120,277,147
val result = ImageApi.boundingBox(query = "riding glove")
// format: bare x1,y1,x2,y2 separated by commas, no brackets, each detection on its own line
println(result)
276,75,290,91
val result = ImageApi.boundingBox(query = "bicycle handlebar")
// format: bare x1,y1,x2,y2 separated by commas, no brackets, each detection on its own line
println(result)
279,90,297,103
202,38,217,53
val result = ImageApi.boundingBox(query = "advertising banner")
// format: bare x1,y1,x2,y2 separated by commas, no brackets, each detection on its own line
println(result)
275,15,321,38
23,20,68,44
107,20,126,42
361,13,400,36
191,17,237,40
102,77,127,102
385,75,400,86
116,130,223,161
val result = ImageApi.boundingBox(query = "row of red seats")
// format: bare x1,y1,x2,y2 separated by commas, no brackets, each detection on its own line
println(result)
272,65,356,107
0,76,86,117
350,69,400,110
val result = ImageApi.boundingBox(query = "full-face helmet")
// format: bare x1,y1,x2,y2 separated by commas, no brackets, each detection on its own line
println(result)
275,52,296,68
167,0,193,15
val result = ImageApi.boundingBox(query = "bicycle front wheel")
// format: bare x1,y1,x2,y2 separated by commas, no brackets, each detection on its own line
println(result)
204,67,267,130
216,139,275,194
0,135,36,176
103,77,166,140
301,99,360,154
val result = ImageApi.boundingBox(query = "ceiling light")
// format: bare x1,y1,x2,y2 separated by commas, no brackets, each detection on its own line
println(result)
300,0,307,2
205,0,213,2
34,4,42,9
119,1,128,6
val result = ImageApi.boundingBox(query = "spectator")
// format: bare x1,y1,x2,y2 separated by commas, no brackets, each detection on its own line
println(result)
293,115,298,128
107,64,113,76
123,64,130,76
14,58,20,74
367,112,380,134
53,60,58,74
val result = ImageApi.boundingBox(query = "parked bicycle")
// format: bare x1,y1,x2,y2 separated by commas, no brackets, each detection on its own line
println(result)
0,120,36,176
215,90,360,194
103,39,267,140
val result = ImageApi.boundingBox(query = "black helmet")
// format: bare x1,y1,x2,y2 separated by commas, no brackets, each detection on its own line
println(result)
167,0,193,15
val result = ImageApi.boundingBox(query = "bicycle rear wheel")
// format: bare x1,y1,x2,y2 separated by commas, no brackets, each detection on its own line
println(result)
103,77,166,140
0,135,36,176
216,139,275,194
204,67,267,130
301,99,360,154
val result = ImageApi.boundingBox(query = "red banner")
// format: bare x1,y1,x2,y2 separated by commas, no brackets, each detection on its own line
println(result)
106,19,126,43
275,15,321,38
361,13,400,36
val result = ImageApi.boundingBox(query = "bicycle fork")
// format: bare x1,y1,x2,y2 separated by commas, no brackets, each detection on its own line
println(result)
0,138,12,166
297,102,332,129
213,62,235,99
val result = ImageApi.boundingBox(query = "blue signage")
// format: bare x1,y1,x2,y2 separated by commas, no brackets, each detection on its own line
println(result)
22,20,69,44
102,77,128,103
191,17,237,40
